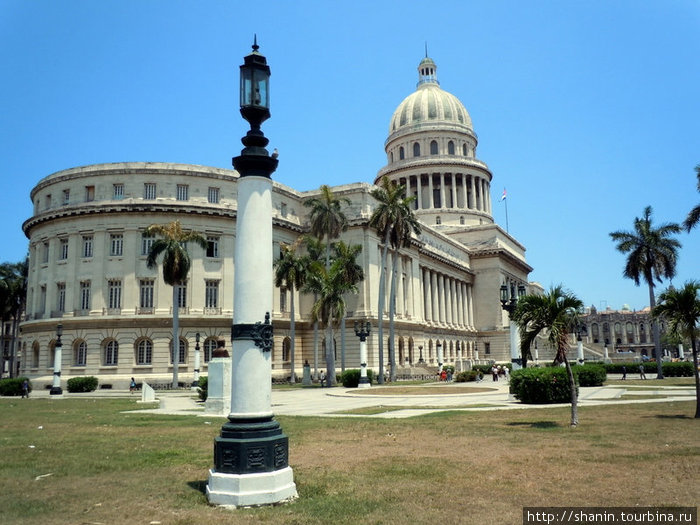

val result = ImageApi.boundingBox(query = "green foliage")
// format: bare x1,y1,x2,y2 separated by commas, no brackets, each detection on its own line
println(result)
662,362,694,377
66,376,98,393
572,364,607,386
340,369,374,388
0,377,30,396
455,370,478,382
509,367,577,404
197,376,208,401
441,364,455,374
602,361,694,377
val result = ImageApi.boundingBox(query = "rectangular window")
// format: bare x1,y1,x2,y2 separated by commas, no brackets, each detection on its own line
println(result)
206,236,219,258
108,280,122,309
139,279,154,308
62,189,70,205
144,183,156,200
45,194,52,210
280,202,288,218
85,186,95,202
39,285,46,314
176,184,189,201
75,341,87,366
57,283,66,312
484,342,491,355
59,238,69,260
42,242,49,263
82,235,93,258
176,284,187,308
141,234,154,256
80,281,91,310
109,233,123,256
113,183,124,199
205,280,219,308
208,187,220,204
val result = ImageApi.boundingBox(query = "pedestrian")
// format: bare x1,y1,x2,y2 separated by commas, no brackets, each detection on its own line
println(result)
621,366,627,380
638,364,646,380
130,377,136,393
446,369,452,382
492,366,498,381
320,370,326,387
475,370,482,383
21,379,29,398
504,366,510,381
440,369,447,382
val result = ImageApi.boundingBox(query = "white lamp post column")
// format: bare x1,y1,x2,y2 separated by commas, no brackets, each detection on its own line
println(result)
354,320,371,388
500,282,525,370
50,324,63,396
192,332,201,389
436,342,443,372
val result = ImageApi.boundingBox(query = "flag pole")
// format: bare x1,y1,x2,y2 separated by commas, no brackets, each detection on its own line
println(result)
500,188,509,233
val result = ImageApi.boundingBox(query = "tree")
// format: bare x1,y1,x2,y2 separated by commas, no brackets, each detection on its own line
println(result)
144,221,207,389
302,235,325,380
274,243,308,383
512,285,584,427
683,164,700,232
0,259,27,378
332,241,365,373
369,176,421,382
653,281,700,418
610,206,682,379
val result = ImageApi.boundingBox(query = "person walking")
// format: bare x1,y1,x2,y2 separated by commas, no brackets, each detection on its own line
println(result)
21,379,29,398
638,364,646,380
621,366,627,380
130,377,137,393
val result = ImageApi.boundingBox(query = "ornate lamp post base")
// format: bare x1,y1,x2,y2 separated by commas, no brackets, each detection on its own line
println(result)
207,467,296,507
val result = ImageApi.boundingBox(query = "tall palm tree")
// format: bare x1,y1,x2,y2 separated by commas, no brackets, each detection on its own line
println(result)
653,281,700,418
303,235,325,380
274,243,308,383
683,164,700,232
610,206,682,379
333,241,365,372
369,176,421,382
512,285,584,427
144,221,207,389
0,260,27,378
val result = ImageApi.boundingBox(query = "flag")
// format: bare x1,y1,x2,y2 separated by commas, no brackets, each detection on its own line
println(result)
500,188,507,201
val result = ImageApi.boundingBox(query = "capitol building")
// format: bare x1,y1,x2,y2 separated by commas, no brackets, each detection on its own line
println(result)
20,56,534,388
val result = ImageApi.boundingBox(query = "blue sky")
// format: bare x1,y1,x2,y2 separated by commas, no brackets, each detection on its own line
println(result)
1,0,698,311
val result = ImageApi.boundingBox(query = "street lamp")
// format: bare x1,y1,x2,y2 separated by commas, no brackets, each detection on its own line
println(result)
500,282,526,370
50,324,63,395
417,345,425,365
353,320,371,388
436,341,443,372
576,324,586,365
192,332,201,389
206,39,296,508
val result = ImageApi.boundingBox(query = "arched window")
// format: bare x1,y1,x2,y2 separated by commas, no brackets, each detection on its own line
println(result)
436,216,441,225
399,146,405,160
74,340,87,366
282,337,291,362
448,141,455,155
204,338,218,363
430,140,438,155
413,142,420,157
104,340,118,366
169,338,187,364
390,152,394,163
32,341,40,368
135,338,153,365
462,143,467,156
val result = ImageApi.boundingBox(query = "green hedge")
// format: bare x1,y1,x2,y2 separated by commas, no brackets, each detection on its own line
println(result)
603,361,694,377
510,366,577,404
66,376,98,393
0,377,31,396
197,376,208,401
340,369,374,388
572,364,607,386
455,370,478,382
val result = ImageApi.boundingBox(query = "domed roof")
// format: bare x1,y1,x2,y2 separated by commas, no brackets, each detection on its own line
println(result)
389,56,473,135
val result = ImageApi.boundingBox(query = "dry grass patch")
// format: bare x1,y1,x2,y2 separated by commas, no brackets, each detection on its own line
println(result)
351,385,497,396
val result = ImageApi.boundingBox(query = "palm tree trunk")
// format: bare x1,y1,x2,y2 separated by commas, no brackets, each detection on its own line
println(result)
340,315,346,374
563,352,578,427
172,285,179,389
377,233,390,384
648,283,664,379
326,308,335,386
290,288,296,384
389,249,399,382
9,316,19,378
691,333,699,419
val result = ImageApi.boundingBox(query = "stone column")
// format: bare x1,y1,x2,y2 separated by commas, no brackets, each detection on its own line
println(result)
428,174,434,209
423,268,431,322
462,174,468,209
439,173,446,209
415,175,422,210
431,271,439,323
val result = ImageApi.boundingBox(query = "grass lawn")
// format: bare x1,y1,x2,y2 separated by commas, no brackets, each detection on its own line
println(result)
0,397,698,525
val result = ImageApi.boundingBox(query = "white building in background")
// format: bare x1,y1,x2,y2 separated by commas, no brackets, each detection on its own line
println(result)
20,56,534,388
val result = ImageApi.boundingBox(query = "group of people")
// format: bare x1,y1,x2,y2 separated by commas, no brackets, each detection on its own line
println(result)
438,369,453,382
491,365,510,382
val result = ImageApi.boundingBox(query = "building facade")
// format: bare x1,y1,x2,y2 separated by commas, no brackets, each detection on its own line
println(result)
19,56,533,388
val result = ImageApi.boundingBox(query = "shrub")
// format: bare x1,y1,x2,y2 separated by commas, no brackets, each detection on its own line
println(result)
663,361,694,377
602,361,693,377
0,377,31,396
573,364,607,387
441,364,455,374
455,370,478,382
340,369,374,388
197,376,208,401
66,376,98,393
509,366,577,404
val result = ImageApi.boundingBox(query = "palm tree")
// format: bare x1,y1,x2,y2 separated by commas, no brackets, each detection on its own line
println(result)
610,206,682,378
0,259,27,378
303,235,325,380
653,281,700,418
144,221,207,389
274,243,308,383
512,285,584,427
332,241,365,373
683,164,700,232
369,176,421,382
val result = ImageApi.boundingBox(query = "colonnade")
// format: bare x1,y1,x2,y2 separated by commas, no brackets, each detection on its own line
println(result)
421,266,474,328
396,173,492,213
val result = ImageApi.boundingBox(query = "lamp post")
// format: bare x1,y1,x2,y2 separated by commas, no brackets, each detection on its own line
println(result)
50,324,63,396
436,341,443,372
354,320,371,388
206,39,296,508
192,332,201,389
417,345,425,365
500,282,525,370
576,324,586,365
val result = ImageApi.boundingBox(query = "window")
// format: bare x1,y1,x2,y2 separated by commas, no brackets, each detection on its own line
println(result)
45,194,52,210
436,216,441,225
136,339,153,365
484,342,491,355
104,340,118,366
280,202,288,218
204,338,217,363
42,242,49,263
448,141,455,155
85,186,95,202
59,238,69,260
206,236,219,258
82,235,93,258
459,216,465,225
430,140,438,155
57,283,66,312
208,187,220,204
280,287,287,313
205,280,219,308
144,183,156,200
63,189,70,205
170,338,186,364
176,284,187,308
109,233,123,256
74,341,87,366
399,146,405,160
462,143,468,156
141,233,154,256
139,279,154,308
282,337,291,361
32,341,39,368
413,142,421,157
108,280,122,309
176,184,189,201
113,183,124,199
80,281,91,310
39,285,46,314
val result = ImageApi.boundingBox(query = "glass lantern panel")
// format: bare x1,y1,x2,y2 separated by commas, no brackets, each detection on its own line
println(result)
253,70,269,108
240,71,253,107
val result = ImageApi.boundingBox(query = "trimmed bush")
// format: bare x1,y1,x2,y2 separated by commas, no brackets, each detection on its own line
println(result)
455,370,478,382
602,361,694,377
340,369,374,388
663,361,694,377
573,364,607,386
0,377,31,396
66,376,98,393
197,376,208,401
510,366,577,404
